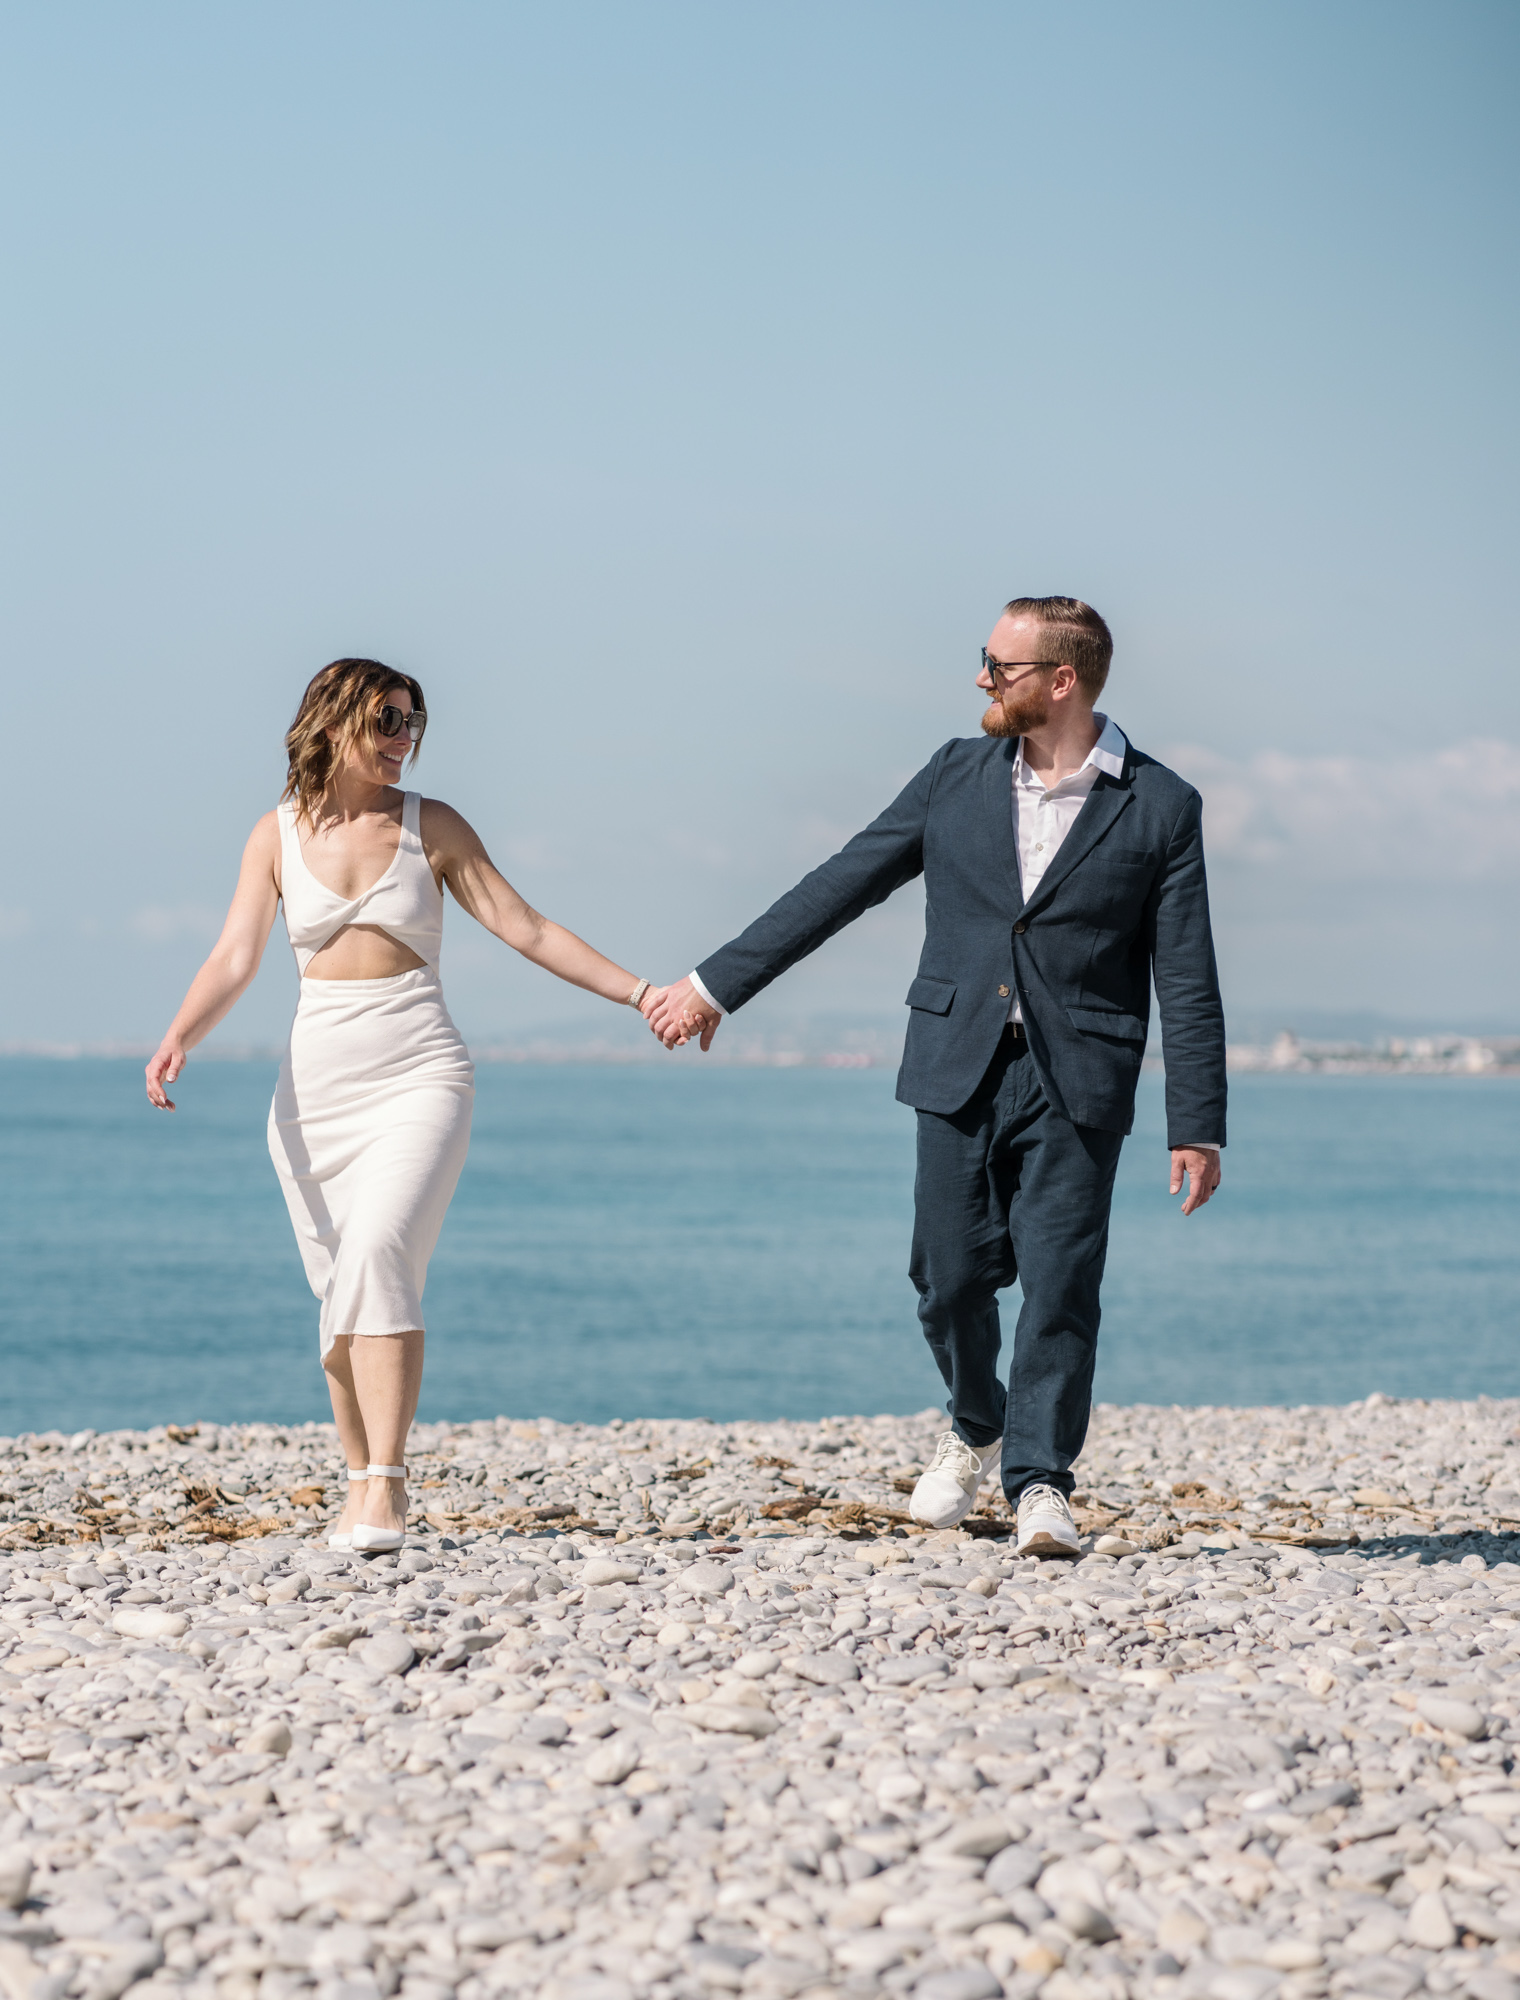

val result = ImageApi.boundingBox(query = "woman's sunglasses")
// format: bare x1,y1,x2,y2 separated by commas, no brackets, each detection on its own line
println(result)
377,704,426,744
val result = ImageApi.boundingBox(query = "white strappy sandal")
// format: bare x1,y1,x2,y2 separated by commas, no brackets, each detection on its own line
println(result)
351,1463,407,1554
327,1468,371,1550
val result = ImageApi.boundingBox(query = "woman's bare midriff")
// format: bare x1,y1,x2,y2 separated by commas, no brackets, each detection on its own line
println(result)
303,924,428,980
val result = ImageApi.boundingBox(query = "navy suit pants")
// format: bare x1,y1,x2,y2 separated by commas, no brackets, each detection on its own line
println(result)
909,1025,1125,1503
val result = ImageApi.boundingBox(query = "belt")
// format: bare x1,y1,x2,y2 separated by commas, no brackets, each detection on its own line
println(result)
1005,1020,1028,1046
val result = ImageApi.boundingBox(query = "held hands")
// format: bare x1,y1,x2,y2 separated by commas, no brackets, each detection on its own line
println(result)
1170,1147,1221,1216
145,1044,187,1111
647,976,722,1052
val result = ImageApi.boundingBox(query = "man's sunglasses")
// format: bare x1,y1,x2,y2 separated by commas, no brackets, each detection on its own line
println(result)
982,649,1054,685
377,704,426,744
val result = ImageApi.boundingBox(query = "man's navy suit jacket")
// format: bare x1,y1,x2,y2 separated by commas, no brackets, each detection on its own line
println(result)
696,733,1228,1147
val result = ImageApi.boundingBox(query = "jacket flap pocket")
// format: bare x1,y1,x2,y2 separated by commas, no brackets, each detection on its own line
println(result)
1067,1005,1148,1042
906,976,957,1016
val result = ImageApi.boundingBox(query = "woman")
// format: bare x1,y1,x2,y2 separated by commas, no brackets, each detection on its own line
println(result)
146,658,660,1553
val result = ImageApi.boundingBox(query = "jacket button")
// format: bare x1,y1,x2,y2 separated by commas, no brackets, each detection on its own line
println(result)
1013,922,1026,934
998,985,1010,998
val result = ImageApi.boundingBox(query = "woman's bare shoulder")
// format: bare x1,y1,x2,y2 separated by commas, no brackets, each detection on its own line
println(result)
417,796,483,851
242,809,284,881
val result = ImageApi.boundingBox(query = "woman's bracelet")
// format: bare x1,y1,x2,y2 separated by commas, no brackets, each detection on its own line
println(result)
626,978,652,1010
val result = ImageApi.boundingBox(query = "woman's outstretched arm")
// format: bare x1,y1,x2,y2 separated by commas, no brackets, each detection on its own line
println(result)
145,813,283,1109
426,801,656,1009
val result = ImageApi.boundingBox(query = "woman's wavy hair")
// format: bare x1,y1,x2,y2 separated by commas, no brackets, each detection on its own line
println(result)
282,658,426,826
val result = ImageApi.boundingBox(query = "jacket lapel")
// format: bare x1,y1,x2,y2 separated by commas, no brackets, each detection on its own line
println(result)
1016,763,1136,921
982,740,1026,911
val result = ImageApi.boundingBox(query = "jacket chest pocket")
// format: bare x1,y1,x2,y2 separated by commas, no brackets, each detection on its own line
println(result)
1101,850,1156,883
906,976,957,1015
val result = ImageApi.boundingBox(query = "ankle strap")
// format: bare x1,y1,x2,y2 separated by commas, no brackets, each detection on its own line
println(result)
346,1468,370,1482
366,1463,406,1479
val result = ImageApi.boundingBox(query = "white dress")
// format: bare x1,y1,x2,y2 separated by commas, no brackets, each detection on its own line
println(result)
267,793,475,1355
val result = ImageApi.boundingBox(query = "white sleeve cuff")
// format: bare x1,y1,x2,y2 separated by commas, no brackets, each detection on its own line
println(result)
1177,1143,1222,1152
688,970,724,1014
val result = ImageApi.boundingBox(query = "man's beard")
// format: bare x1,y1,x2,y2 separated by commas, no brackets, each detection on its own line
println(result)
980,686,1052,739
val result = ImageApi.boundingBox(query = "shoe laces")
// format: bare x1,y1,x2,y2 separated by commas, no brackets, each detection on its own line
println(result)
1018,1481,1074,1522
927,1430,986,1481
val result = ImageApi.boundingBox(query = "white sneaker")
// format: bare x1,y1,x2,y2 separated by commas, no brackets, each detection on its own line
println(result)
909,1431,1003,1529
1016,1482,1081,1559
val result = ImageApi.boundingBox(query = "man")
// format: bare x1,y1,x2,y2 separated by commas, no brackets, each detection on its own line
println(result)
649,597,1225,1558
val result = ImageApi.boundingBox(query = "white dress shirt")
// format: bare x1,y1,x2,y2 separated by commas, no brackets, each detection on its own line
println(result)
1007,712,1127,1025
688,711,1219,1152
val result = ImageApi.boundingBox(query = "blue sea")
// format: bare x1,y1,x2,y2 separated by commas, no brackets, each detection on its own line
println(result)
1,1060,1516,1436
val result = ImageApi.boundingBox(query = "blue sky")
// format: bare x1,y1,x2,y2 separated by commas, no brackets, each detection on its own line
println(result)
4,2,1517,1049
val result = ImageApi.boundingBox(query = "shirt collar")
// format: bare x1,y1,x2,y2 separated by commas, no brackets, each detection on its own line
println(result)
1014,713,1128,789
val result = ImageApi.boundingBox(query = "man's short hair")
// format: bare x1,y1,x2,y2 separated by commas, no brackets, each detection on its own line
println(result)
1003,595,1113,700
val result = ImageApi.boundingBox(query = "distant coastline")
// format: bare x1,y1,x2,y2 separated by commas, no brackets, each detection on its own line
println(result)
1224,1029,1520,1076
5,1029,1519,1074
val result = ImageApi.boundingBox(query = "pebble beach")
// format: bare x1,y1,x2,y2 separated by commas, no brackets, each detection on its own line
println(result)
5,1398,1520,2000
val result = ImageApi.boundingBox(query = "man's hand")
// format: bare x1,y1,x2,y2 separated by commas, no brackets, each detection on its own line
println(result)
1170,1148,1221,1216
647,976,722,1052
